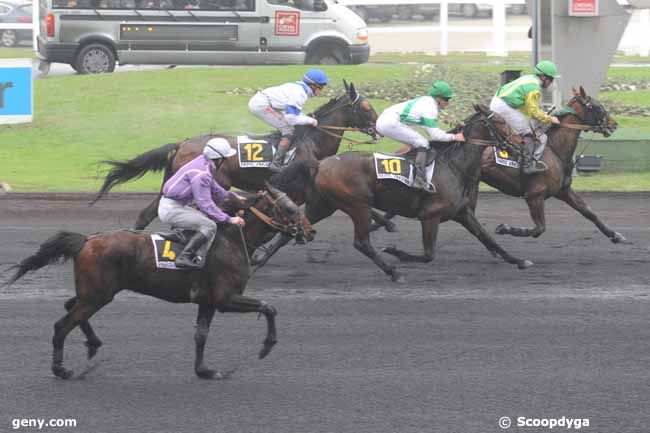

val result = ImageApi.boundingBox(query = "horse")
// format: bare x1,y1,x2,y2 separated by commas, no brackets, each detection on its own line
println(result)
5,175,307,380
479,86,625,243
253,107,533,282
91,81,378,230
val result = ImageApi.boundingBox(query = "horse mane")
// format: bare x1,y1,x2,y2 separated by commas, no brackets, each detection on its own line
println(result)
268,159,317,195
293,94,346,140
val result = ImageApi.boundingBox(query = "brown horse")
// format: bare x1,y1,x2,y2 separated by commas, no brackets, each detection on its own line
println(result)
481,86,625,242
5,180,305,380
254,108,533,282
92,81,378,230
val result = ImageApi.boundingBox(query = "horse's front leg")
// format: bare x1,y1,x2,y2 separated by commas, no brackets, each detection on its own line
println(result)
194,303,219,379
382,216,439,263
556,187,628,243
218,295,278,360
495,193,546,238
455,208,533,269
134,195,161,230
369,211,397,232
250,233,293,269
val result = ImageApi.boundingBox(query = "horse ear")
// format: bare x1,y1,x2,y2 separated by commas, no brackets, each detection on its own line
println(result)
579,86,587,99
343,79,349,93
264,181,282,200
349,82,358,101
572,87,580,97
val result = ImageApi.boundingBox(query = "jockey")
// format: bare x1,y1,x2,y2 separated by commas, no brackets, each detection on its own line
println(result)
489,60,561,174
375,80,465,193
248,69,329,172
158,139,246,269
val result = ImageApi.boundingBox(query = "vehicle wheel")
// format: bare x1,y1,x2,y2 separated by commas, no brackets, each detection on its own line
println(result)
74,43,116,74
461,4,477,18
306,44,346,65
1,30,18,47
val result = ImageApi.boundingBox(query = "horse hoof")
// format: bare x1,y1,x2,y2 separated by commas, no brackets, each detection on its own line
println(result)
495,224,509,235
195,368,224,380
382,245,397,255
84,341,102,360
52,365,74,380
384,221,398,233
391,273,406,283
517,260,534,269
259,340,277,359
611,232,628,244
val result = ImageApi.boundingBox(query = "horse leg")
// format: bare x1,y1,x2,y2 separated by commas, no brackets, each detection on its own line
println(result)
382,216,439,263
134,195,161,230
455,208,533,269
250,233,293,269
194,303,220,379
52,301,100,379
556,187,627,243
495,193,546,238
348,208,404,282
64,296,102,359
218,295,278,360
369,211,397,233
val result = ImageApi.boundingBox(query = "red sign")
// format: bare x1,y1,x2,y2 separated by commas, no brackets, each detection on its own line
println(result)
569,0,598,16
275,11,300,36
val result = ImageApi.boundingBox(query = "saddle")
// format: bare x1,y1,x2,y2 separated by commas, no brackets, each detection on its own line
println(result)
393,146,440,166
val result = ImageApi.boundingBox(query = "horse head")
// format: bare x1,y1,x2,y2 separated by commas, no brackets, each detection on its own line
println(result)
249,181,303,239
568,86,617,137
470,104,523,149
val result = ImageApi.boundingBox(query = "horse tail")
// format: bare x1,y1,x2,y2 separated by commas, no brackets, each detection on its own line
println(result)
91,142,179,205
4,232,86,287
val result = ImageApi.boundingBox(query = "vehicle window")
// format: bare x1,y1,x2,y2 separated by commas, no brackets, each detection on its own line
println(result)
19,4,33,13
267,0,325,12
0,4,10,14
53,0,253,9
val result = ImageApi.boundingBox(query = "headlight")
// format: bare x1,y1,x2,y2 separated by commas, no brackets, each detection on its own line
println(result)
356,28,368,41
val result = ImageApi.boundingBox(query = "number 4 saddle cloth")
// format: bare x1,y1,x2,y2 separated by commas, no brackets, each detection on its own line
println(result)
236,135,297,168
373,152,435,189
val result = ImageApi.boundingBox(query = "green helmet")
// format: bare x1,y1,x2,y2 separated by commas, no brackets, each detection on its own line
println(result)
534,60,561,79
428,80,455,99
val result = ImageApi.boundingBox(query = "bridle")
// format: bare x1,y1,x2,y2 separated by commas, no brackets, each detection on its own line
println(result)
463,111,522,156
248,191,301,237
312,93,378,145
559,96,613,136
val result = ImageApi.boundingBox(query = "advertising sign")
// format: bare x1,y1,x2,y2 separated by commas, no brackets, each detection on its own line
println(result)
569,0,599,16
275,11,300,36
0,59,33,125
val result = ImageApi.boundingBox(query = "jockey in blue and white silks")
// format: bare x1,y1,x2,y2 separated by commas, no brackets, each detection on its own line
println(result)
248,69,329,171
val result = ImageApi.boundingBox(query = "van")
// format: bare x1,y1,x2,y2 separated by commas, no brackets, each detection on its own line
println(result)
36,0,370,73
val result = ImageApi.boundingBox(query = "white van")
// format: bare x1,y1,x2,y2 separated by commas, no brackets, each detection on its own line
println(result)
36,0,369,73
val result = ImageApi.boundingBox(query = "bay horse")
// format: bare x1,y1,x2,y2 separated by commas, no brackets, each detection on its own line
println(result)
254,108,533,282
91,81,378,230
481,86,625,242
5,176,307,380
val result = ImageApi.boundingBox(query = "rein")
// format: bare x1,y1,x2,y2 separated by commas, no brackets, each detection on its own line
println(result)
248,192,297,233
315,125,377,148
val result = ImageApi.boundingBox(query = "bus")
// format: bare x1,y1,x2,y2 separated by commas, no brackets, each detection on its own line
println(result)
36,0,370,73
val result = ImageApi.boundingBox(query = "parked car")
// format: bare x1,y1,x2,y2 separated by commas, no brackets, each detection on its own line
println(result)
347,4,397,22
0,1,32,47
393,2,493,21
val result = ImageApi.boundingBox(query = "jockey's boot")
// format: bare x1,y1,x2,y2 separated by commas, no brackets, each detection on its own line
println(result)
522,134,548,175
412,149,435,194
269,136,290,172
175,232,208,270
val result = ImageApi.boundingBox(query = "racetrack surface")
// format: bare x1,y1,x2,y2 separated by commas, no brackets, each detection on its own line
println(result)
1,192,649,433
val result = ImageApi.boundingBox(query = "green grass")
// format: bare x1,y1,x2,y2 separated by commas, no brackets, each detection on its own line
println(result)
602,89,650,106
2,57,650,192
0,47,34,59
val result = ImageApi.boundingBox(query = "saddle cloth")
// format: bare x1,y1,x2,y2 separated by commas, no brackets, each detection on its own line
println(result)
373,152,435,188
151,234,185,270
236,135,296,168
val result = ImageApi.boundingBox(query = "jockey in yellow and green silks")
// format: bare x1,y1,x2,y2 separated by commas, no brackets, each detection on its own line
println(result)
489,60,561,174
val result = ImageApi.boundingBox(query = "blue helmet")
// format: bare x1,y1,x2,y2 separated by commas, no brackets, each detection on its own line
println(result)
302,69,329,86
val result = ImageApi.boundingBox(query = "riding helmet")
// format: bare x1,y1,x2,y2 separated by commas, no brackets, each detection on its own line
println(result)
302,69,329,86
428,80,455,99
203,138,236,160
534,60,561,79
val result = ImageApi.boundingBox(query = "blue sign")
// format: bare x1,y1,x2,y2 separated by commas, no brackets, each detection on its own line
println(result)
0,60,33,123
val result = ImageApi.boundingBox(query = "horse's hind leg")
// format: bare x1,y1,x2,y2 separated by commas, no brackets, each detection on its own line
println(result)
556,187,627,243
194,304,219,379
64,297,102,359
134,195,161,230
383,216,439,263
52,301,100,379
218,295,278,360
369,211,397,233
455,208,533,270
495,193,546,238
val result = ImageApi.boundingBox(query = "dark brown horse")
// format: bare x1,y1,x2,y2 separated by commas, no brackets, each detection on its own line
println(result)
254,108,533,282
5,180,305,380
481,86,625,242
92,82,378,230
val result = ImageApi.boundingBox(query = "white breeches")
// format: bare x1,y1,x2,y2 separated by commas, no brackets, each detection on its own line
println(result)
248,92,294,136
376,111,429,149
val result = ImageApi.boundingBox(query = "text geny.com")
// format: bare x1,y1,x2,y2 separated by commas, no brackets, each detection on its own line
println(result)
12,418,77,430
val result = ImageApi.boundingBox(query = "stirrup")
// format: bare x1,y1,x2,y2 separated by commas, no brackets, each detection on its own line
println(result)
523,160,548,175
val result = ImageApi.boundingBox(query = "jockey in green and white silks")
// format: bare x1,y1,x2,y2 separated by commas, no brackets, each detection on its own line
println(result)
489,60,561,174
376,80,465,193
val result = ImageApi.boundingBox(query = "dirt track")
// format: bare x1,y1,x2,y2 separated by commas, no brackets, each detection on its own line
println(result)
1,192,649,433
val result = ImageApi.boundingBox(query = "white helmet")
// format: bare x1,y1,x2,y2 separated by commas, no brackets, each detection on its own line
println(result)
203,138,236,160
